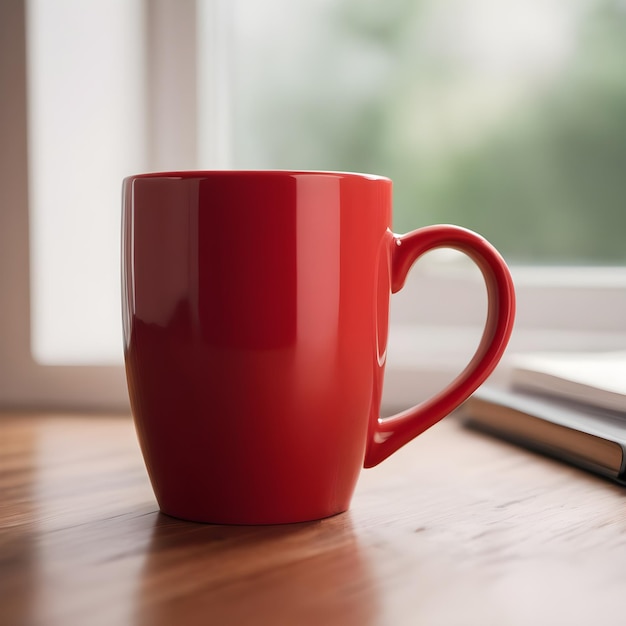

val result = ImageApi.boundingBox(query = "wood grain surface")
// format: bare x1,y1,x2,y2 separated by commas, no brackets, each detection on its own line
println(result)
2,411,626,626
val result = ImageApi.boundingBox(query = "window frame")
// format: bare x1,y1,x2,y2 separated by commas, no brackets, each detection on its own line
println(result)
1,0,625,412
0,0,127,407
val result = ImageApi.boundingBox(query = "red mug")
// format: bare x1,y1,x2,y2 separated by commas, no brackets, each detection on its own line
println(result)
122,170,515,524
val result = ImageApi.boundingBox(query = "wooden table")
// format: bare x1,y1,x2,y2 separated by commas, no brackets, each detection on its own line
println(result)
2,411,626,626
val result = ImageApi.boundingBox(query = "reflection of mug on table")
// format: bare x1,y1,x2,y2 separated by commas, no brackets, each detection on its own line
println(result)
122,170,515,524
135,513,377,625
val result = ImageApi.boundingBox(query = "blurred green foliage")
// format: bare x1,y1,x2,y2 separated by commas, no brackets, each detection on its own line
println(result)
234,0,626,263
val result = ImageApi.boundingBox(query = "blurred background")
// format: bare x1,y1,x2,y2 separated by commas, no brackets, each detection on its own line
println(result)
233,0,626,264
3,0,625,409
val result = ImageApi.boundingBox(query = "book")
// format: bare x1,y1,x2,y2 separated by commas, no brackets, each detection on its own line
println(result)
510,351,626,413
461,387,626,485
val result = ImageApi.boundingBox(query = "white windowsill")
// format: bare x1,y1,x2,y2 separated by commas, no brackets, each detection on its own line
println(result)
382,325,626,413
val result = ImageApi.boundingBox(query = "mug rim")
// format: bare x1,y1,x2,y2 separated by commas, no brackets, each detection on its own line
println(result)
124,169,391,183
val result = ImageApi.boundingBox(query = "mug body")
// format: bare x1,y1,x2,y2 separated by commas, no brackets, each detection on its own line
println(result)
122,171,393,523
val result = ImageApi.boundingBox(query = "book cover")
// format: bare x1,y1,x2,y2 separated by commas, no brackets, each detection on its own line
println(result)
461,386,626,485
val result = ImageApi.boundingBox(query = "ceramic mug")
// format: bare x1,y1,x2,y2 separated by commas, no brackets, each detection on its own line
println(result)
122,170,515,524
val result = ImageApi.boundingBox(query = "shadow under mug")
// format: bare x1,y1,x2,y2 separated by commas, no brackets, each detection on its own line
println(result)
122,170,515,524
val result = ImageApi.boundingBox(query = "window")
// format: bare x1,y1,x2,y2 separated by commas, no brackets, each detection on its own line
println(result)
1,0,625,412
27,0,148,365
232,0,626,264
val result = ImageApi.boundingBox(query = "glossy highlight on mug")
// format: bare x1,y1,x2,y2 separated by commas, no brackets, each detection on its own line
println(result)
122,170,515,524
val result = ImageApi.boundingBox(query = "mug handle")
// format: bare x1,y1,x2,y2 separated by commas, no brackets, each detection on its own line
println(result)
364,225,516,468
